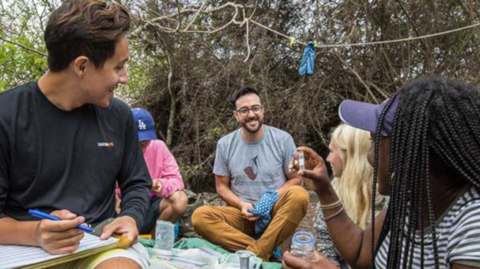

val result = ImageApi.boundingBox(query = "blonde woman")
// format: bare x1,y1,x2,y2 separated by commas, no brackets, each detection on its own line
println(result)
314,124,385,268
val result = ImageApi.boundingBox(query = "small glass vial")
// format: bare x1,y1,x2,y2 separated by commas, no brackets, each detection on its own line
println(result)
298,150,305,170
235,250,256,269
290,231,315,260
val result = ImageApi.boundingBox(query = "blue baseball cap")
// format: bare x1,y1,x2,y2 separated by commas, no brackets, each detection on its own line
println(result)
338,95,400,136
131,108,157,142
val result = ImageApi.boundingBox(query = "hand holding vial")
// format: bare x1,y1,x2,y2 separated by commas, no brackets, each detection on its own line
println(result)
289,147,330,192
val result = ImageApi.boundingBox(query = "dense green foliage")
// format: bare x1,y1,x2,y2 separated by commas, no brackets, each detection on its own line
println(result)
0,1,56,92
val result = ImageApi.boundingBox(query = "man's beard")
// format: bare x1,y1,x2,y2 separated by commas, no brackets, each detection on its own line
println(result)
241,118,263,134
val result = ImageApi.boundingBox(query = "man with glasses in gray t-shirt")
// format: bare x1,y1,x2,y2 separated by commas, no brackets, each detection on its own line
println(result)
192,86,309,261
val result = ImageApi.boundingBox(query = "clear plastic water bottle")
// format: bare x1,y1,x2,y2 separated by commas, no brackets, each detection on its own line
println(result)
154,220,175,251
290,231,315,260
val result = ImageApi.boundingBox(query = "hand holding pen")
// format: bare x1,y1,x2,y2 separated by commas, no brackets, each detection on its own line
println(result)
28,209,88,255
29,209,93,232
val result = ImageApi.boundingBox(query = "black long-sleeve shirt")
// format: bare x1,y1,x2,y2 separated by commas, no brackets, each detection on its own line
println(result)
0,82,151,229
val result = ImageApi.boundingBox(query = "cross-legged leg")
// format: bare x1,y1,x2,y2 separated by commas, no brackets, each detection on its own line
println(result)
192,205,256,252
158,190,188,222
247,186,309,261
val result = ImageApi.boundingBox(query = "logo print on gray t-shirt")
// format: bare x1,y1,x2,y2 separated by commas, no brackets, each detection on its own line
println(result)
244,155,260,180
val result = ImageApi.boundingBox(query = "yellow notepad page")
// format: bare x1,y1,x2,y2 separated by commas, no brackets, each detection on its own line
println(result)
0,233,119,269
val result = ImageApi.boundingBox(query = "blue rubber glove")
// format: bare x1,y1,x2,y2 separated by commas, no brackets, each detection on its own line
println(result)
248,190,280,235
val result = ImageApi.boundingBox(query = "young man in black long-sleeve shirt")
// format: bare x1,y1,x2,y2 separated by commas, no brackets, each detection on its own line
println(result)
0,0,151,268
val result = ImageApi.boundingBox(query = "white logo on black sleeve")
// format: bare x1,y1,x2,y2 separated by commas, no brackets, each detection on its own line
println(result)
98,142,115,147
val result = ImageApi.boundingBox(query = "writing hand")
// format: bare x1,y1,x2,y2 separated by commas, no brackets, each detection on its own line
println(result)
34,209,85,255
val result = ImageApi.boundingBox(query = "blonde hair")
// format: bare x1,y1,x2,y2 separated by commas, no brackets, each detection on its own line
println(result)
330,124,373,229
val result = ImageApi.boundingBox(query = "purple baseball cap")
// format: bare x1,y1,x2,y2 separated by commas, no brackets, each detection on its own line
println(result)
338,95,400,136
131,108,157,142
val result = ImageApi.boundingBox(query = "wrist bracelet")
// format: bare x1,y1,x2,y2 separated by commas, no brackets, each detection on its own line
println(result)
320,199,342,210
324,206,344,222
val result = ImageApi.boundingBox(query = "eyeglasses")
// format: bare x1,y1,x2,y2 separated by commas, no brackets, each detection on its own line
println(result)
236,105,263,116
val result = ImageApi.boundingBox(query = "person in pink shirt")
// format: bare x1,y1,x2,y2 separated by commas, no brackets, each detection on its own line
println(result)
117,108,188,236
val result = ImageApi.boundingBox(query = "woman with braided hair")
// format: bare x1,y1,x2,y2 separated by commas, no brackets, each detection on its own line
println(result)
283,77,480,269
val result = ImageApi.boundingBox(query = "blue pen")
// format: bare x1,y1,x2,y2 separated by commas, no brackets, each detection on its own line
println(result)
28,209,94,233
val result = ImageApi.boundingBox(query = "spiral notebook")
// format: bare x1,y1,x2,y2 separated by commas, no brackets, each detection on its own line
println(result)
0,233,123,269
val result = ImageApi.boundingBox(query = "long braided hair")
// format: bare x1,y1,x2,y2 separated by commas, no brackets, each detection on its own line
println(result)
371,77,480,268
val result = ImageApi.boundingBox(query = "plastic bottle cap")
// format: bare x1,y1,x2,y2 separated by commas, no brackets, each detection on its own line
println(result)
293,231,315,245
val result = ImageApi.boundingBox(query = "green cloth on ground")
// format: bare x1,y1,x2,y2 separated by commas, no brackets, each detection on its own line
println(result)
139,237,282,269
138,237,155,248
174,237,230,254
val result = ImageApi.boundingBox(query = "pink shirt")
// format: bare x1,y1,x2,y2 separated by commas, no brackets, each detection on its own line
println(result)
144,140,184,198
116,140,184,199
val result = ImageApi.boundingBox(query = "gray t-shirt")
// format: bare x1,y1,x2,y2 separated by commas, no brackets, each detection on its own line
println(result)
213,125,296,202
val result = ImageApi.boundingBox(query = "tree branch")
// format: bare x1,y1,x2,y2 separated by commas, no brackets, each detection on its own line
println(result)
0,36,47,57
131,2,243,36
174,0,182,31
334,51,379,103
243,18,251,62
165,48,176,147
183,0,208,31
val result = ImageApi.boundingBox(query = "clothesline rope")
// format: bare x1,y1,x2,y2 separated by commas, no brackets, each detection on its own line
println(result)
250,19,480,48
134,2,480,49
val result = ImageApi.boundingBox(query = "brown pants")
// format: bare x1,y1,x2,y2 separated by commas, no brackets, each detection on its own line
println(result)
191,186,309,261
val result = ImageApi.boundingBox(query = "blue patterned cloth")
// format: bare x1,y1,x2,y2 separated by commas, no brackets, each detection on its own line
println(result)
248,190,280,235
299,41,316,75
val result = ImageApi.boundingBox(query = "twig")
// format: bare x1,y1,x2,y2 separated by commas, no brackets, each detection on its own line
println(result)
183,0,208,31
135,3,241,27
0,36,47,57
136,5,240,35
368,81,389,99
184,151,216,176
334,51,379,103
240,7,247,27
132,3,242,36
249,20,307,46
174,0,182,31
244,19,250,62
395,0,430,52
165,49,176,147
248,0,258,20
